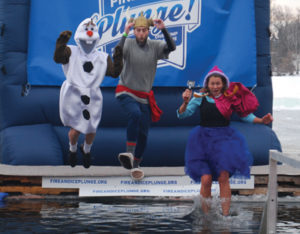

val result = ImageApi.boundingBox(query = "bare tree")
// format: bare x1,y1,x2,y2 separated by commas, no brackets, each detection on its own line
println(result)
270,3,300,75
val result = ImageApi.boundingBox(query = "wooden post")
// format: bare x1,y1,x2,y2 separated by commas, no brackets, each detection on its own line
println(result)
267,153,278,234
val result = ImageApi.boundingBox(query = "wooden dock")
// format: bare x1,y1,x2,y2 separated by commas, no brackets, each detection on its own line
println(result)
0,164,299,197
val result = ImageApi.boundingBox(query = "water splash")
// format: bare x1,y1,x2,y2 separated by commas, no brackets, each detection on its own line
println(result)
1,195,299,233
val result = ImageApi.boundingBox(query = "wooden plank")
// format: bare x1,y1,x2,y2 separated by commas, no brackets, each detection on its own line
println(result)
254,175,300,185
0,186,78,195
278,176,300,185
255,176,268,184
236,186,300,195
277,187,300,192
236,187,268,195
0,176,42,184
293,191,300,196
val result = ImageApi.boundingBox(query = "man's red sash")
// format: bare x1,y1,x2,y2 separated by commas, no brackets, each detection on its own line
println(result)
115,85,163,122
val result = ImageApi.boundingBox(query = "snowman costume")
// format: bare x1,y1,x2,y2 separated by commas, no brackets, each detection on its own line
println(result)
59,18,108,134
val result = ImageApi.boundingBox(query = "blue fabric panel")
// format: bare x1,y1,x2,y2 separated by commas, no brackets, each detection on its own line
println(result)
1,84,271,130
100,88,129,128
0,0,29,85
252,86,273,117
151,87,200,127
0,124,63,165
0,85,199,130
231,122,281,165
0,0,29,53
142,127,189,166
27,0,257,87
255,0,272,88
0,85,62,130
257,56,272,87
53,122,281,167
53,127,127,166
52,126,190,167
1,52,27,85
254,0,273,125
255,0,270,57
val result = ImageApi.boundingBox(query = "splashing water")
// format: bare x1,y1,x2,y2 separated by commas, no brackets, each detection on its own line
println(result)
0,195,299,233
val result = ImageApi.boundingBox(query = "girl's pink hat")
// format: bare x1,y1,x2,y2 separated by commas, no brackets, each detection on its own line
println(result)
203,66,230,88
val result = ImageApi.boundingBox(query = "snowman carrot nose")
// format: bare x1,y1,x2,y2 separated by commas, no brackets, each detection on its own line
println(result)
86,30,93,37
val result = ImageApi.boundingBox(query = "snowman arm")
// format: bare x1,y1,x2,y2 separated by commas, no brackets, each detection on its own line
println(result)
53,31,72,64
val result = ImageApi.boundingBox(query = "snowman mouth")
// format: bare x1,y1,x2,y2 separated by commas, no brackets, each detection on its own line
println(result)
79,40,96,54
85,40,94,44
79,39,96,46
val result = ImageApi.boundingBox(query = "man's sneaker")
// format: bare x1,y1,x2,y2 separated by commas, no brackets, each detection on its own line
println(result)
130,168,144,181
80,145,91,169
118,152,133,169
68,151,77,167
131,158,144,180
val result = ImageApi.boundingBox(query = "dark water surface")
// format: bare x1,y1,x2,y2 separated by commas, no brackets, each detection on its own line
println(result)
0,195,299,233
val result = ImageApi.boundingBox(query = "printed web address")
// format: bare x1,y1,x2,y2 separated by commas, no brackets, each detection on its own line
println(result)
50,178,107,184
92,189,150,193
91,189,200,194
120,180,178,185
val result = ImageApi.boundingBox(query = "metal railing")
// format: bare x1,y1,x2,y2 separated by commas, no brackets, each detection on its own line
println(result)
259,150,300,234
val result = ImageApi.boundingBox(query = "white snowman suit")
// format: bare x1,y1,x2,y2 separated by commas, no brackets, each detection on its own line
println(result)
59,18,108,134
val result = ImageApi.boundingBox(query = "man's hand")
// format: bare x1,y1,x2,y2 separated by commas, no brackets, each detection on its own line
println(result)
125,22,135,34
153,19,165,30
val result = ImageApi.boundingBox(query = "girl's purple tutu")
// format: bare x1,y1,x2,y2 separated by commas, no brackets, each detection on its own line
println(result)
185,125,253,182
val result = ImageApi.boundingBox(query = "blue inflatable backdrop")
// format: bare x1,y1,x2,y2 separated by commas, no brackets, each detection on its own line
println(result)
28,0,257,87
0,0,281,166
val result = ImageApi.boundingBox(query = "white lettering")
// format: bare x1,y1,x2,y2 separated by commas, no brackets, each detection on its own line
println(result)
110,0,135,8
110,0,118,8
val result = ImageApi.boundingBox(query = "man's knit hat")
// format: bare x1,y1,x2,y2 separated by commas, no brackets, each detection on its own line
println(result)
132,12,154,29
203,66,230,88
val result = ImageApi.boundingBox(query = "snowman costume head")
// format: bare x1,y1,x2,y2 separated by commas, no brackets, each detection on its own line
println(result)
74,18,100,54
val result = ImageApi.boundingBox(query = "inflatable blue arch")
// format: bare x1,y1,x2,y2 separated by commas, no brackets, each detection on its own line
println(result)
0,0,281,166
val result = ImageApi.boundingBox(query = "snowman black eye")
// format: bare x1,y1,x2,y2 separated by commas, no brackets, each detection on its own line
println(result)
91,28,94,31
85,28,88,31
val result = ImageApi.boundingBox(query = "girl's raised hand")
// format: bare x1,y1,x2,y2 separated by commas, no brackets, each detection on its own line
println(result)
182,89,192,104
262,113,273,124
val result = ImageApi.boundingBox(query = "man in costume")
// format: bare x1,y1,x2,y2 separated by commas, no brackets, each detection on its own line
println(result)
54,18,123,168
115,13,176,180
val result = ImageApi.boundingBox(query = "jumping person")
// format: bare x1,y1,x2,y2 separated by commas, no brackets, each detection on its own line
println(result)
115,13,176,180
54,18,123,168
177,66,273,216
